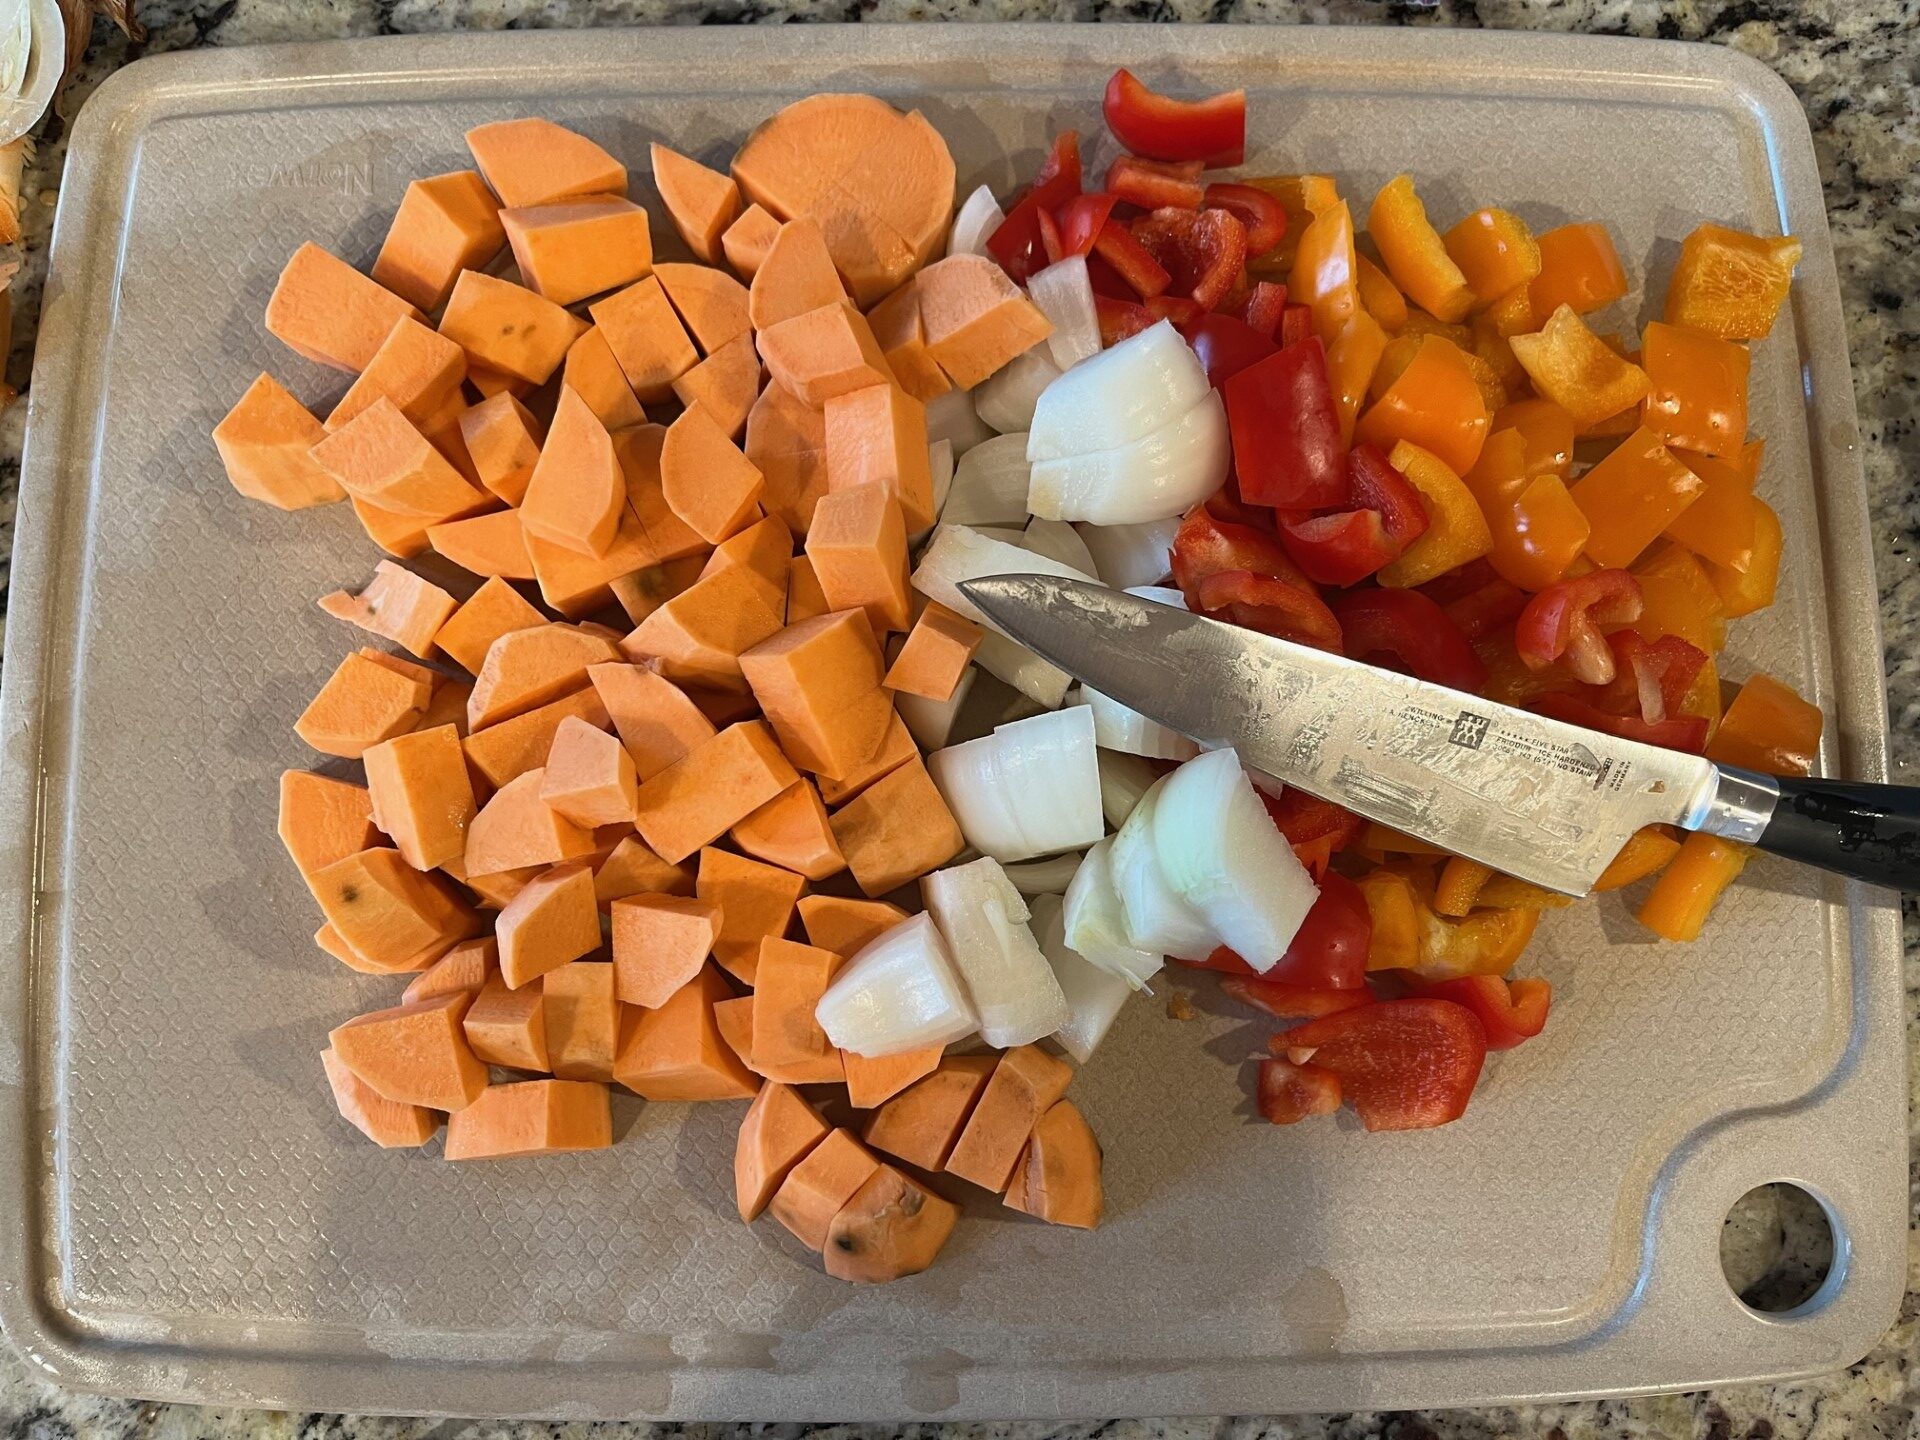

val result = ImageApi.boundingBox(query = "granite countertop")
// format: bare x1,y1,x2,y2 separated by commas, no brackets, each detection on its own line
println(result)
1,1,1916,1436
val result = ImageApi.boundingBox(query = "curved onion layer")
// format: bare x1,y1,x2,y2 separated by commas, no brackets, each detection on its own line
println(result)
1097,749,1159,830
926,387,993,459
815,913,980,1058
1107,774,1219,959
896,664,977,751
943,433,1033,527
1001,851,1089,896
949,184,1006,259
1077,515,1181,589
1027,391,1230,525
975,347,1063,435
927,706,1104,863
1080,685,1199,761
1031,892,1134,1065
1020,517,1101,577
1063,837,1164,990
1029,255,1101,369
922,857,1070,1049
911,522,1096,629
1028,319,1211,463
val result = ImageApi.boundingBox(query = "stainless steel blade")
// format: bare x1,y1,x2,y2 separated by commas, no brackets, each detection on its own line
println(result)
961,574,1721,895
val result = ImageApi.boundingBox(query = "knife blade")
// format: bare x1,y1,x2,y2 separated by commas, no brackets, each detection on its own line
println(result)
958,573,1785,896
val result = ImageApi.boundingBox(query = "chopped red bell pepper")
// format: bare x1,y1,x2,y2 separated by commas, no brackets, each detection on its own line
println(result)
1145,294,1205,329
1132,206,1248,310
1514,569,1644,685
1269,999,1489,1132
1531,690,1711,753
1091,218,1173,298
1417,975,1551,1051
1260,788,1366,850
1415,557,1506,607
1184,312,1279,388
1280,303,1314,348
1203,475,1272,529
1037,206,1064,266
1204,181,1289,257
1055,191,1119,257
1440,574,1528,642
1188,873,1371,992
1347,444,1431,549
1257,1058,1343,1125
1224,978,1372,1020
1170,505,1308,595
1084,250,1133,299
1094,294,1157,347
1235,280,1288,338
985,131,1083,283
1105,154,1205,210
1195,569,1345,652
1291,834,1336,880
1221,337,1349,510
1278,509,1400,587
1603,631,1709,722
1330,588,1489,694
1103,68,1247,168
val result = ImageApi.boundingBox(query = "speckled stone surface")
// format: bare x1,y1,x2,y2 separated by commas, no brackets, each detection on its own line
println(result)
1,1,1917,1436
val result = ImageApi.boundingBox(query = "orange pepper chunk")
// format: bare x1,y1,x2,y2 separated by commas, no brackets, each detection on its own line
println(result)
1664,223,1801,340
1325,310,1390,445
1492,397,1576,481
1663,449,1758,570
1355,869,1421,971
1528,222,1628,317
1287,199,1359,343
1707,673,1823,777
1701,497,1782,618
1630,541,1727,654
1509,306,1649,428
1641,321,1749,458
1457,348,1510,416
1354,335,1490,476
1467,429,1589,592
1376,440,1493,589
1444,208,1542,310
1637,833,1748,942
1354,255,1408,332
1433,857,1495,917
1569,428,1705,570
1243,173,1340,274
1592,827,1683,892
1368,333,1422,404
1367,174,1473,324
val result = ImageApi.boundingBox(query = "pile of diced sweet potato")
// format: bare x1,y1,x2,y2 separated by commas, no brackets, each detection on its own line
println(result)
229,105,1100,1284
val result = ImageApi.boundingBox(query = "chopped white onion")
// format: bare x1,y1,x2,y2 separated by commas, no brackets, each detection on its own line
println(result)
1063,837,1164,990
1246,766,1287,801
949,184,1006,260
923,439,955,541
1001,851,1088,896
1129,584,1188,609
974,347,1062,435
897,664,977,750
1027,320,1212,463
815,913,980,1058
1097,749,1159,830
1077,516,1180,589
1081,684,1199,761
927,706,1104,863
1028,391,1231,525
1108,774,1218,960
1020,518,1101,578
922,857,1070,1049
1029,256,1101,370
910,522,1095,629
925,388,993,459
1152,748,1319,971
942,433,1033,528
1031,893,1133,1065
973,630,1073,708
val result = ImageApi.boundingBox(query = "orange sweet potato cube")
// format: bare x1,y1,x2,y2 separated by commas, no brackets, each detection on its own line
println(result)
467,117,626,207
295,649,432,759
786,555,829,624
327,316,468,432
619,564,785,694
317,559,458,659
586,662,717,779
650,144,741,265
541,960,620,1081
458,391,545,505
501,196,653,307
213,374,344,510
654,262,751,354
594,835,695,910
562,326,648,430
462,689,611,790
540,715,638,828
734,1081,830,1221
751,938,845,1085
697,846,807,984
843,1046,943,1110
427,509,535,582
462,974,549,1069
330,992,488,1112
865,279,951,403
797,895,909,955
805,484,913,635
440,270,588,385
699,513,793,615
434,577,545,676
469,624,623,730
443,1078,613,1160
945,1043,1074,1192
610,555,707,628
321,1046,440,1148
769,1128,880,1251
823,384,935,534
748,218,847,332
589,275,700,404
670,333,761,440
362,723,477,871
746,382,830,535
662,402,766,544
372,170,505,312
630,721,799,864
721,203,781,279
915,253,1054,389
465,768,598,875
495,859,602,988
278,770,379,880
758,300,896,408
883,601,982,702
266,242,421,373
738,610,894,781
714,994,756,1069
520,386,626,559
611,893,723,1008
828,756,963,897
612,964,759,1101
731,780,845,881
310,399,490,519
403,935,496,1004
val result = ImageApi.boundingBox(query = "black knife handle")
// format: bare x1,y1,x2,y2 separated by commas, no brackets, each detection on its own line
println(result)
1753,776,1920,891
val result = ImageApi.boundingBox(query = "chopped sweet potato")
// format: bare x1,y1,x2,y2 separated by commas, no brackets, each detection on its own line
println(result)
816,712,916,804
562,327,649,430
266,242,421,373
805,485,913,635
749,218,847,332
403,936,497,1004
327,317,468,432
315,921,391,974
721,203,781,279
321,1046,441,1148
751,938,845,1084
786,555,829,624
735,1081,831,1222
670,333,761,439
594,835,694,909
631,721,799,864
620,564,786,693
738,610,893,781
502,196,653,306
661,403,766,544
823,384,935,536
582,662,713,779
611,893,723,1008
758,300,896,407
465,767,598,876
612,963,759,1101
296,649,432,758
697,846,807,983
330,992,488,1111
1003,1098,1103,1229
698,513,793,614
363,723,477,871
731,779,845,881
373,170,506,312
654,262,752,353
865,280,951,403
214,374,345,510
462,865,542,910
713,993,756,1068
541,960,620,1081
443,1078,613,1160
458,392,545,506
824,1164,960,1282
278,771,379,879
427,510,536,582
589,275,700,404
610,556,708,627
745,381,830,535
431,581,541,680
521,387,626,559
843,1046,943,1110
915,254,1053,388
318,559,457,658
467,364,535,400
466,118,627,208
462,974,550,1069
650,143,741,264
440,270,588,386
470,624,623,730
616,423,713,561
310,399,490,520
797,895,909,955
862,1053,997,1170
768,1127,882,1252
525,511,658,619
540,716,639,828
884,602,982,701
349,495,435,559
946,1044,1074,1192
464,688,611,790
495,860,602,987
827,755,962,896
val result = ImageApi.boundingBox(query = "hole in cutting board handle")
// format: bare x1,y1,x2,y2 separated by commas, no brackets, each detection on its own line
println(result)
1720,1182,1842,1315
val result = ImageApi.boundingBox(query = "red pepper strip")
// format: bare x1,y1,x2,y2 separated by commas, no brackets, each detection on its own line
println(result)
1236,280,1288,338
1171,504,1312,598
1442,576,1528,642
1418,975,1551,1051
1602,632,1709,722
1331,588,1489,693
1347,444,1431,550
1186,873,1371,992
1133,207,1248,310
1055,192,1119,258
1270,999,1489,1132
1514,569,1644,685
1292,835,1335,880
1416,557,1506,606
1195,569,1345,653
985,131,1084,284
1260,788,1366,850
1094,294,1157,347
1037,206,1064,266
1103,68,1247,168
1221,336,1349,510
1278,510,1399,587
1280,304,1314,348
1143,294,1203,329
1224,978,1372,1020
1257,1058,1343,1125
1203,475,1272,529
1184,312,1278,388
1204,182,1289,257
1105,154,1206,210
1092,218,1173,299
1531,690,1711,753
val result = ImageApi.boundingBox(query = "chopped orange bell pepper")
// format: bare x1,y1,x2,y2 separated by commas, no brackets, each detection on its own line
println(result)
1663,448,1758,570
1707,673,1823,777
1354,253,1409,331
1244,173,1340,273
1637,832,1748,942
1325,310,1390,445
1368,334,1423,403
1529,222,1628,317
1468,429,1590,591
1472,874,1574,910
1368,174,1473,323
1355,868,1420,971
1363,823,1449,857
1470,312,1530,394
1630,541,1727,654
1355,335,1490,475
1462,427,1527,509
1568,426,1705,569
1701,497,1781,618
1457,348,1510,414
1399,311,1475,348
1444,208,1542,309
1433,856,1494,917
1493,397,1577,480
1288,199,1360,343
1412,904,1542,981
1641,321,1749,458
1484,283,1536,337
1474,629,1579,709
1509,306,1650,427
1592,826,1683,891
1377,440,1494,589
1664,223,1802,340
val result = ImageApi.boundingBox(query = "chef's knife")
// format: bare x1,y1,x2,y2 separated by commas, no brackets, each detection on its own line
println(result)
959,574,1920,895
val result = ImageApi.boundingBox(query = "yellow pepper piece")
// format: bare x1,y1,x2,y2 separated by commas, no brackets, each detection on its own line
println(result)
1568,426,1707,569
1702,497,1782,618
1664,223,1802,340
1363,822,1450,857
1529,221,1629,317
1592,827,1683,891
1377,440,1495,589
1493,397,1577,480
1707,673,1823,777
1368,174,1474,323
1356,869,1421,971
1468,429,1590,592
1412,905,1542,980
1325,310,1390,446
1509,305,1651,427
1641,321,1750,458
1473,875,1575,910
1637,833,1749,941
1444,207,1543,309
1433,856,1494,917
1355,254,1409,332
1632,540,1728,653
1287,199,1359,343
1664,448,1758,570
1368,334,1423,404
1355,335,1490,476
1243,173,1340,274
